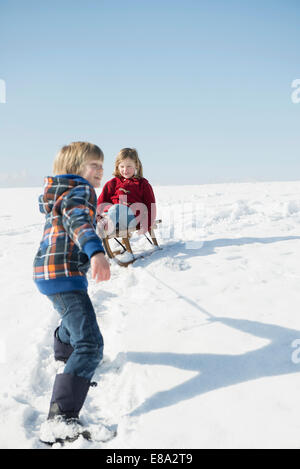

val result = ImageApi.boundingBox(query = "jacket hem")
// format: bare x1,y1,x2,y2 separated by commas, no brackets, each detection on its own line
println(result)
34,276,88,295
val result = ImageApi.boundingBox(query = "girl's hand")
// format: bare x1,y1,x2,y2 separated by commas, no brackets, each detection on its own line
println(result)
91,252,111,282
97,216,110,236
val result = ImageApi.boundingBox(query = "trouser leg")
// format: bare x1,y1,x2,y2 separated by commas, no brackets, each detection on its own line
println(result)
46,290,103,419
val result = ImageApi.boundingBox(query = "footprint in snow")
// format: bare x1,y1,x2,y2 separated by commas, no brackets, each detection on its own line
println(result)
163,257,190,271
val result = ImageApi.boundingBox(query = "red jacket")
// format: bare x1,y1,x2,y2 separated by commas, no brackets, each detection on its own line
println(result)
97,177,156,230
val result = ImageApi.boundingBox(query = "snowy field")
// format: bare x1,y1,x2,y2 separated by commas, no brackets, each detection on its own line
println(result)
1,181,300,449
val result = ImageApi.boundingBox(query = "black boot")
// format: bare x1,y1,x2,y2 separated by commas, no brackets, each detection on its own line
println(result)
40,373,93,445
54,327,74,363
48,373,91,420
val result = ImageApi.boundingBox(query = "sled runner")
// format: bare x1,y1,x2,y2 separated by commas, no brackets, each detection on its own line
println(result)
97,219,162,267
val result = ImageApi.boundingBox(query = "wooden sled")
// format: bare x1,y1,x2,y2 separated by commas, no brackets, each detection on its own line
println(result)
98,219,162,267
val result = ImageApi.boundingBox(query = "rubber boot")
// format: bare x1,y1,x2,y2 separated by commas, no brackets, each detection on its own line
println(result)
40,373,94,445
48,373,91,420
54,327,74,363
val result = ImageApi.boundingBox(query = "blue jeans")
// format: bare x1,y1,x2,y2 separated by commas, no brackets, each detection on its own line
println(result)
47,290,104,381
106,204,137,231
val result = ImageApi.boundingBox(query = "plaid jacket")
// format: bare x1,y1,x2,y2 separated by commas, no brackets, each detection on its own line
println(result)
33,175,104,295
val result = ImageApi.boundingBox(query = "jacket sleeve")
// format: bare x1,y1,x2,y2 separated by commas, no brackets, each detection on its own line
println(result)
38,194,47,214
141,179,156,230
61,185,105,258
97,179,116,216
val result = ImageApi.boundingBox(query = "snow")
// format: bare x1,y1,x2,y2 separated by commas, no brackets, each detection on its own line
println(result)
1,181,300,449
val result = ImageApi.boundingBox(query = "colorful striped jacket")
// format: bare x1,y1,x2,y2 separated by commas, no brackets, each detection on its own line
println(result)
33,175,105,295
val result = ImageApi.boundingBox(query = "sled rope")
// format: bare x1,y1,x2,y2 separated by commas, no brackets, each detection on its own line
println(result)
114,237,127,253
144,268,215,320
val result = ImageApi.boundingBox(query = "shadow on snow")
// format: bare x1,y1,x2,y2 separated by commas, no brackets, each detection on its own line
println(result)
126,235,300,416
127,314,300,417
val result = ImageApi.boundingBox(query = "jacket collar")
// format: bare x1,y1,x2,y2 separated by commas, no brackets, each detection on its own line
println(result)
119,176,140,183
56,174,93,188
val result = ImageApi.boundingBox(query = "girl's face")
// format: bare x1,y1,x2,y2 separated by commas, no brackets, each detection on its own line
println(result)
118,158,136,179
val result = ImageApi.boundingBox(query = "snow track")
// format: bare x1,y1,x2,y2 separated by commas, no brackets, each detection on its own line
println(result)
1,182,300,448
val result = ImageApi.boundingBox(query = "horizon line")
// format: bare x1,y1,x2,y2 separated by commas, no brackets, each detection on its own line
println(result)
1,178,300,190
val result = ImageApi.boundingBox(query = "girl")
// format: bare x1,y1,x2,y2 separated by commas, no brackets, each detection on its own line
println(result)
97,148,156,235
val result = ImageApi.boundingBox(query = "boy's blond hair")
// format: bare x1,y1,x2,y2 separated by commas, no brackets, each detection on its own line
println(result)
53,141,104,176
113,148,143,179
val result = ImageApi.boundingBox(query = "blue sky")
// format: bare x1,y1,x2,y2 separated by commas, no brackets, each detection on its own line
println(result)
0,0,299,187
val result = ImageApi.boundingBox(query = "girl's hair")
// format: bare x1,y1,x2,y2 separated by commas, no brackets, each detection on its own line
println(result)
53,141,104,175
113,148,143,178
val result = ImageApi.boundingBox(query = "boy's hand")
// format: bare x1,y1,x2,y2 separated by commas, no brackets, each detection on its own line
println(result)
91,252,111,282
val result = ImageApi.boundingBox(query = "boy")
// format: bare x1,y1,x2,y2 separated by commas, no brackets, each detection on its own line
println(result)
33,142,110,444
